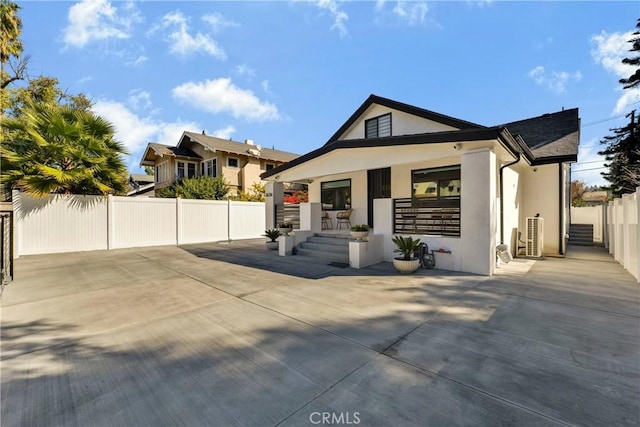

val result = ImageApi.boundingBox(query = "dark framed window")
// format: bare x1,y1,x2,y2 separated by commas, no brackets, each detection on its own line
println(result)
321,179,351,211
412,165,461,205
265,163,275,171
227,157,239,168
365,113,391,139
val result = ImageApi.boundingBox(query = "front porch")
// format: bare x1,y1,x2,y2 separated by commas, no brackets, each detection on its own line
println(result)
265,145,503,276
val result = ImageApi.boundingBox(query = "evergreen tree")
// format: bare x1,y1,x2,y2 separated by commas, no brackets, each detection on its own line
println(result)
599,20,640,196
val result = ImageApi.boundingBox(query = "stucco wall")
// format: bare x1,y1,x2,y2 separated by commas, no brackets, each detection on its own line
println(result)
518,163,560,255
310,171,368,226
501,167,521,255
340,104,459,140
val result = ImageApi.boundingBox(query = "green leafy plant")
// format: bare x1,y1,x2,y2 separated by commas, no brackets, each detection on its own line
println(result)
263,229,282,242
156,176,229,200
392,235,421,261
351,224,369,232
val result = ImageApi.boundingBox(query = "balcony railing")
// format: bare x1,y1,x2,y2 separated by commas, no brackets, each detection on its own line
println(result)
393,198,460,237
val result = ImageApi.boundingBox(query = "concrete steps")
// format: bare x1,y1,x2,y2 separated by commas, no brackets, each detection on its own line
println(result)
296,233,351,263
568,224,594,246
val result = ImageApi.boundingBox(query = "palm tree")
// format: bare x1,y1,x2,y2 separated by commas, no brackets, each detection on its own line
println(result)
1,102,129,197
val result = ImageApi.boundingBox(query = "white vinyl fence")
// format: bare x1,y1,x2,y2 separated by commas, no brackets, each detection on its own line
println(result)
606,187,639,282
13,191,266,256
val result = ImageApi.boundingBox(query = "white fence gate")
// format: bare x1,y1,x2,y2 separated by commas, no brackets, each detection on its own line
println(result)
13,191,266,256
606,187,639,282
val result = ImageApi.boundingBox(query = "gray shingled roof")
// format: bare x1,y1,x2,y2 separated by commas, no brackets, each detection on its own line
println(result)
503,108,579,161
147,143,202,159
182,132,299,163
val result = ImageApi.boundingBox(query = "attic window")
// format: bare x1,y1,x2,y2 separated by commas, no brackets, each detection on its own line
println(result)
365,113,391,139
227,157,239,168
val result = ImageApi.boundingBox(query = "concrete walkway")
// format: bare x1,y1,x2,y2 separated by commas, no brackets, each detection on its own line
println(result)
1,242,638,426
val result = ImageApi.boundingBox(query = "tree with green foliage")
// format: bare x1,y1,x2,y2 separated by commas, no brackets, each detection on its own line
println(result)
1,102,128,197
7,75,92,117
620,18,640,89
599,19,640,197
144,166,155,176
231,182,266,202
156,176,230,200
0,0,25,90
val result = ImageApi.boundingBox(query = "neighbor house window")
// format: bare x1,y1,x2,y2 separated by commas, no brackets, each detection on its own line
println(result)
155,162,168,183
321,179,351,211
227,157,239,168
365,113,391,139
265,163,275,171
177,161,197,179
201,159,217,177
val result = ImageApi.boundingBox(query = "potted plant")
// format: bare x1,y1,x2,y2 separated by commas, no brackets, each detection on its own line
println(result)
263,229,282,250
278,222,293,236
350,224,369,240
392,235,421,273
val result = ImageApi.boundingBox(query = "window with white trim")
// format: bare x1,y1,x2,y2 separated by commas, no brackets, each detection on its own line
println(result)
365,113,391,139
177,161,197,179
155,162,168,183
201,159,217,177
227,157,239,168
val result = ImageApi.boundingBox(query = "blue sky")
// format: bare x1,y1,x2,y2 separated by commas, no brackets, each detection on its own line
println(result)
16,1,640,185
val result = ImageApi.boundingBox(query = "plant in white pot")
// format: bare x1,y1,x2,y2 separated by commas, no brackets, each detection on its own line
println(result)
277,222,293,236
350,224,369,240
392,235,421,273
263,229,282,250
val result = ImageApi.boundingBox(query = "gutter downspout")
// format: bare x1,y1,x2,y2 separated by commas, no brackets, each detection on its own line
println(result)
558,162,564,256
499,153,521,245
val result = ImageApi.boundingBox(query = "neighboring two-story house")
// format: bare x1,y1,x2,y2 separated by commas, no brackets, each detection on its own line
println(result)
140,131,299,195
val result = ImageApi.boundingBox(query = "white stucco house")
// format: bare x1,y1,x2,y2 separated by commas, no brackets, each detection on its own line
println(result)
261,95,579,275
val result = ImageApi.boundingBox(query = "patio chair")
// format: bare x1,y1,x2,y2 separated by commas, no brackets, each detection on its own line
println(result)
322,211,333,230
336,209,353,229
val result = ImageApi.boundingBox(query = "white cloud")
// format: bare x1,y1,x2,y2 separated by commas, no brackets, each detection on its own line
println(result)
591,30,640,114
392,1,428,26
528,66,582,94
127,55,148,67
211,125,236,140
127,89,152,111
235,64,256,78
172,78,281,122
77,76,92,84
63,0,140,48
92,100,199,162
148,11,226,59
202,12,239,33
312,0,349,37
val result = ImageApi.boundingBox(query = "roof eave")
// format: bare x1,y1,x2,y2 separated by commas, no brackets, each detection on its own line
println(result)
261,127,504,180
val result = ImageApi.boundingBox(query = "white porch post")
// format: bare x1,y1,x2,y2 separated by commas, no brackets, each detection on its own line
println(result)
300,202,322,232
461,148,497,275
265,182,284,229
373,198,394,262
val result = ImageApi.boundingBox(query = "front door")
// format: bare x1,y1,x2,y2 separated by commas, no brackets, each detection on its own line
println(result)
367,168,391,227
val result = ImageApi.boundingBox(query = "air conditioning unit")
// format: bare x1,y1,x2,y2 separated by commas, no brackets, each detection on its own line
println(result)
525,217,544,258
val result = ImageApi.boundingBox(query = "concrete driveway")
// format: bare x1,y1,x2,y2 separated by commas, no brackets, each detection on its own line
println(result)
1,241,638,426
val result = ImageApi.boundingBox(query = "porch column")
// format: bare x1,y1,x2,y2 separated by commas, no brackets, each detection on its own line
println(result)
300,202,322,232
265,181,284,229
460,148,497,275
